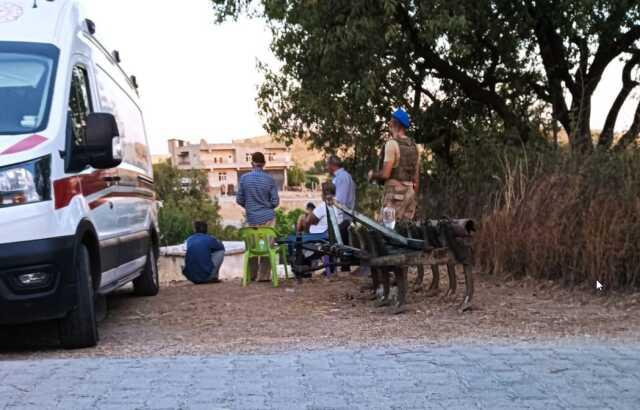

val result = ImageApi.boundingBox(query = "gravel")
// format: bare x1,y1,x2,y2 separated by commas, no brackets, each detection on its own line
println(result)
1,272,639,360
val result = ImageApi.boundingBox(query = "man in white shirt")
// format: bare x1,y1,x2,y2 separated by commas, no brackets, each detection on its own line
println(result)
300,182,343,234
291,182,343,276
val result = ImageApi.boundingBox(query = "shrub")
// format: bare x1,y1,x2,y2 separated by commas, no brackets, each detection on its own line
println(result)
474,151,640,289
425,142,640,290
154,162,225,245
275,208,306,236
305,175,320,190
287,165,306,187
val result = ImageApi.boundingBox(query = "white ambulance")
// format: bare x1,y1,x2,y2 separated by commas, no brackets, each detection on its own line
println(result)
0,0,159,348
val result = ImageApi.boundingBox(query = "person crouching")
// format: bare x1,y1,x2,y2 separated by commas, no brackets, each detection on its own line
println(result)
182,221,226,284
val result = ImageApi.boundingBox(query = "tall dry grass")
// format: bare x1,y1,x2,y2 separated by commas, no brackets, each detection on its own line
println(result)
426,148,640,290
476,152,640,289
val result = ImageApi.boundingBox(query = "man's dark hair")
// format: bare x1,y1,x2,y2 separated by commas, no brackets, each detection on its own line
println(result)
326,155,342,167
194,220,208,234
321,181,336,196
251,152,266,165
306,202,316,211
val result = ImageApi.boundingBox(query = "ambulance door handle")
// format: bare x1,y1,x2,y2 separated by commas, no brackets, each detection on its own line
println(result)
103,176,121,186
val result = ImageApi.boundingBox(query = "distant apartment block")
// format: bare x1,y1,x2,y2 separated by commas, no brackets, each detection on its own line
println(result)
168,137,293,196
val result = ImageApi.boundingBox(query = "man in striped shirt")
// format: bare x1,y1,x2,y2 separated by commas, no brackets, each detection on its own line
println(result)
236,152,280,281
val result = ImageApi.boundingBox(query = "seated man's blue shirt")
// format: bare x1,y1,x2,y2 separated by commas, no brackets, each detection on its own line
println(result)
183,233,225,283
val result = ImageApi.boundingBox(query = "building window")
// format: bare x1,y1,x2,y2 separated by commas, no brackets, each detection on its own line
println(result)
267,152,276,161
245,153,252,162
218,172,227,182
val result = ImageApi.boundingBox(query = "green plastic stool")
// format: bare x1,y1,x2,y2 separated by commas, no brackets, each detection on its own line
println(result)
240,227,289,287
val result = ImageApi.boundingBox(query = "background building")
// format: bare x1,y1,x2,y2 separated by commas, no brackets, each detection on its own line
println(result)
168,136,294,196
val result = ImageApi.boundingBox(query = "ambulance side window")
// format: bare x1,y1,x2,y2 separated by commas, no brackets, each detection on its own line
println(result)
68,65,93,146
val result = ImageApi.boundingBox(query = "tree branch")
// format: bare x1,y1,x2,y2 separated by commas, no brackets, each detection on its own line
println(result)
421,87,437,102
528,4,577,94
527,4,574,134
395,4,529,142
589,25,640,89
614,96,640,150
599,52,640,148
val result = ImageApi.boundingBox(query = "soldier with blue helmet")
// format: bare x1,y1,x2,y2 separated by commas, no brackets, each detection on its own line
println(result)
367,108,420,313
368,108,420,221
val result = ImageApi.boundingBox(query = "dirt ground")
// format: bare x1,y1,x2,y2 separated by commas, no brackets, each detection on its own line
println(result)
2,271,639,360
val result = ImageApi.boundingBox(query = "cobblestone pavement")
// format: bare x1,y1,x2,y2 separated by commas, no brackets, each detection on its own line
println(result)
1,343,639,410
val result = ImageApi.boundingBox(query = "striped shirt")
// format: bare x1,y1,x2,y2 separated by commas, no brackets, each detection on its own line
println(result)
236,168,280,226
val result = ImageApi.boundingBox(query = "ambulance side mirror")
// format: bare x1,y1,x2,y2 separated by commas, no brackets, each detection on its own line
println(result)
84,113,123,170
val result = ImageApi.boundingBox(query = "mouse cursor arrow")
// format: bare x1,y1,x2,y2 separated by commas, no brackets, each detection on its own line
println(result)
596,280,604,291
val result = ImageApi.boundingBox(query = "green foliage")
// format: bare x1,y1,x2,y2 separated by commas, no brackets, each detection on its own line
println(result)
274,208,305,236
154,162,234,245
220,225,242,241
286,165,306,187
420,130,556,219
157,201,193,247
356,183,384,217
304,175,320,190
212,0,640,167
307,159,327,175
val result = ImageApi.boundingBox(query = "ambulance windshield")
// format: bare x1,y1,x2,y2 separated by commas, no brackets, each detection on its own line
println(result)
0,42,58,135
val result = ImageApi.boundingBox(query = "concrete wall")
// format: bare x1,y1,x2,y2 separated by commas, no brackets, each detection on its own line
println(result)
159,242,245,283
158,241,289,283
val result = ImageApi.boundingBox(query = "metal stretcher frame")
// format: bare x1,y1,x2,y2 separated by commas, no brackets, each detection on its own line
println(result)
288,199,475,311
330,202,424,250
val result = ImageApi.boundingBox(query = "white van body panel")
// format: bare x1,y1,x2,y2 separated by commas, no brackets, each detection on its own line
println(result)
0,0,158,323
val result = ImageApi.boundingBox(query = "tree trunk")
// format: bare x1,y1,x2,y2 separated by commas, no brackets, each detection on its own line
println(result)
569,92,594,153
615,99,640,150
598,54,640,149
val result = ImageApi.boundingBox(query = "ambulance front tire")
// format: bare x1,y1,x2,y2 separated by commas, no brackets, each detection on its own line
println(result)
59,244,99,349
133,247,160,297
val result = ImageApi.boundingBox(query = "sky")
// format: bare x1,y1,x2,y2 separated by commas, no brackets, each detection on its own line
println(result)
83,0,276,155
82,0,638,155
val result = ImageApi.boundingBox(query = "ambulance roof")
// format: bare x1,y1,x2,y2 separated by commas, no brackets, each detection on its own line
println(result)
0,0,81,46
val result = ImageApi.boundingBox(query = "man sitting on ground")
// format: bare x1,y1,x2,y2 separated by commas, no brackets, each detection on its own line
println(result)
183,221,226,284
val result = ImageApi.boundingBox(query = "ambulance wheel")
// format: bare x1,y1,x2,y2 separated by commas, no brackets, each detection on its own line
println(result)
59,244,98,349
133,247,160,297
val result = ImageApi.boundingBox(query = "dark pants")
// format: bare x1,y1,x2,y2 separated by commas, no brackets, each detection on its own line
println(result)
339,220,351,271
285,232,329,258
183,250,225,284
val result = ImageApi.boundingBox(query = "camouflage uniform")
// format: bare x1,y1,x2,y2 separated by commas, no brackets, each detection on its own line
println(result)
381,137,419,222
373,136,419,312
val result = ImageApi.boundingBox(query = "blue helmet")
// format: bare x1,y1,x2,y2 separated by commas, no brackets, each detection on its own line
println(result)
392,108,411,129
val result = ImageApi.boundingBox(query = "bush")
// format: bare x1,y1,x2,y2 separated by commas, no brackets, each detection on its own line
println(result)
220,225,242,241
304,175,320,190
287,165,306,187
307,159,327,175
475,151,640,290
154,162,226,245
425,140,640,290
158,201,193,246
275,208,306,236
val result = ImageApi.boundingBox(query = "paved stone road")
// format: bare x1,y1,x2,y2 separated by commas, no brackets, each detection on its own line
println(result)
1,343,639,410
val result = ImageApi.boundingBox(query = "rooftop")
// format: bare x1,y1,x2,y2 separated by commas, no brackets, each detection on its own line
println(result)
0,0,78,45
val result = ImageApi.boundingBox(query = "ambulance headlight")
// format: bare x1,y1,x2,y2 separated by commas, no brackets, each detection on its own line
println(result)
0,156,51,207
